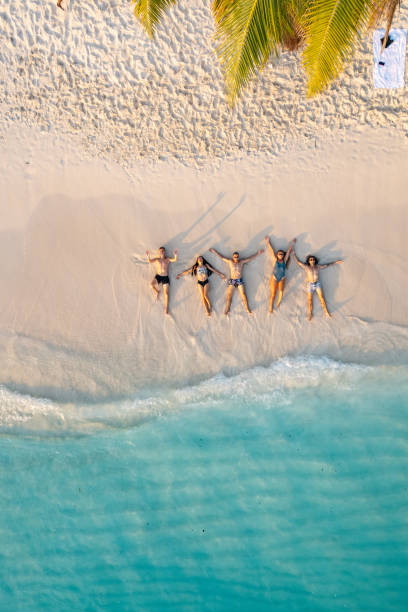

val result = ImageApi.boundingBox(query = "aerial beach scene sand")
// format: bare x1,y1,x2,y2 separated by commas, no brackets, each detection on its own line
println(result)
1,1,408,610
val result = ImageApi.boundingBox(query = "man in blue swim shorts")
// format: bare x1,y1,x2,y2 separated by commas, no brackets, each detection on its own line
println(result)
209,246,264,315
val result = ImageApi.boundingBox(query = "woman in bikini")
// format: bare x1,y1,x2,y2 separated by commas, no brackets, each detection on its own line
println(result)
176,256,225,316
292,249,343,320
264,236,296,313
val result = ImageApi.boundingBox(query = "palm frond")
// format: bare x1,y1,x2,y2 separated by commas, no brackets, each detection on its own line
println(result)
303,0,386,97
213,0,308,105
132,0,176,39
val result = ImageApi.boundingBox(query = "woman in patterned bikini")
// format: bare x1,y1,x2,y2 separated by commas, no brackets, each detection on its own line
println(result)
176,256,225,316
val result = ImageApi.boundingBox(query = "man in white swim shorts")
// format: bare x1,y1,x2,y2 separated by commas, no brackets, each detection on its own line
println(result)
292,249,343,320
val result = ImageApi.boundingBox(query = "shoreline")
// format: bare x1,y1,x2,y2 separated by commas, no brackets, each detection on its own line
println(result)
1,125,408,403
2,355,408,435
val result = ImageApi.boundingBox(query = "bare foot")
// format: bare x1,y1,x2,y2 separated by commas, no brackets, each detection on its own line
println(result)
325,312,332,319
224,310,230,316
269,309,273,315
308,313,312,321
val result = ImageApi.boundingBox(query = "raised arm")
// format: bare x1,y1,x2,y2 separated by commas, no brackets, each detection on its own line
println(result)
241,249,265,264
292,249,306,269
176,265,194,280
209,248,230,263
318,260,343,270
206,263,226,279
146,250,158,264
284,238,296,264
168,249,178,263
264,236,276,259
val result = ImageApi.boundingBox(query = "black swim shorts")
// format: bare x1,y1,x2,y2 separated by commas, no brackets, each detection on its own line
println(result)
155,274,170,285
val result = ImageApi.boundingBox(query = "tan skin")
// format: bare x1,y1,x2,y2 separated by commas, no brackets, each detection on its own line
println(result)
264,236,296,313
209,247,264,315
146,247,178,315
176,256,225,316
292,250,343,320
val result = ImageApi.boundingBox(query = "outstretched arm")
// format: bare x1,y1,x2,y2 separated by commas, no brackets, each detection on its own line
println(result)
146,250,158,264
206,263,226,279
284,238,296,264
264,236,276,259
168,249,178,263
209,248,230,263
292,249,306,269
241,249,265,264
176,265,194,279
318,260,343,270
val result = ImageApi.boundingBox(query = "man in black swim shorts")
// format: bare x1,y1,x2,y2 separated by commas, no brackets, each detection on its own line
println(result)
146,246,178,315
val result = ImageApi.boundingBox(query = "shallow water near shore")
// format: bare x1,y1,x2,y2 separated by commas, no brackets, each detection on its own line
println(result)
1,357,407,611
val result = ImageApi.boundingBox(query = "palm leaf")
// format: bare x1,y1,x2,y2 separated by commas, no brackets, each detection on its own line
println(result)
303,0,389,96
213,0,308,105
131,0,176,39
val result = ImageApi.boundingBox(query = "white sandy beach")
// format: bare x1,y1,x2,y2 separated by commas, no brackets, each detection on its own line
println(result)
1,0,408,403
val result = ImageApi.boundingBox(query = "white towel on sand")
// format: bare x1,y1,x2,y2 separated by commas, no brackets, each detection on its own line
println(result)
373,29,407,89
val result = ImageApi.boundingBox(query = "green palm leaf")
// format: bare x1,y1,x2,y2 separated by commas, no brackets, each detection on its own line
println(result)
131,0,176,39
213,0,307,105
302,0,389,96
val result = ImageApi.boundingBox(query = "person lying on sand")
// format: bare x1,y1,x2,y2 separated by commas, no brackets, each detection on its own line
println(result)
264,235,296,313
176,256,225,317
292,249,343,320
209,247,264,315
146,246,178,315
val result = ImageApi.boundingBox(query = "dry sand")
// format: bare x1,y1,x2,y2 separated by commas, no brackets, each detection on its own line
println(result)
0,1,407,402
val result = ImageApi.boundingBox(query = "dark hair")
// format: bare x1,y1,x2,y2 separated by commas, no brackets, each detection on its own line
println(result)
159,246,166,251
306,254,319,266
191,256,213,277
277,250,286,257
233,251,239,257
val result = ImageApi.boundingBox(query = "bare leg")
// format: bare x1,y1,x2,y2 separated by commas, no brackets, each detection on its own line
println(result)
316,287,331,318
150,278,159,302
276,278,286,309
224,285,234,315
203,284,212,315
238,284,251,314
307,293,313,321
198,285,211,316
163,284,170,315
269,277,278,313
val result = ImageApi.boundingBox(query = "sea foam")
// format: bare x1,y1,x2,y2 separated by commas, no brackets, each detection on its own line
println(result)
1,356,402,436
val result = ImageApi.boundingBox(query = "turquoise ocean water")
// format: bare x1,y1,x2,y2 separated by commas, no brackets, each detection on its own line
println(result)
1,357,407,611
